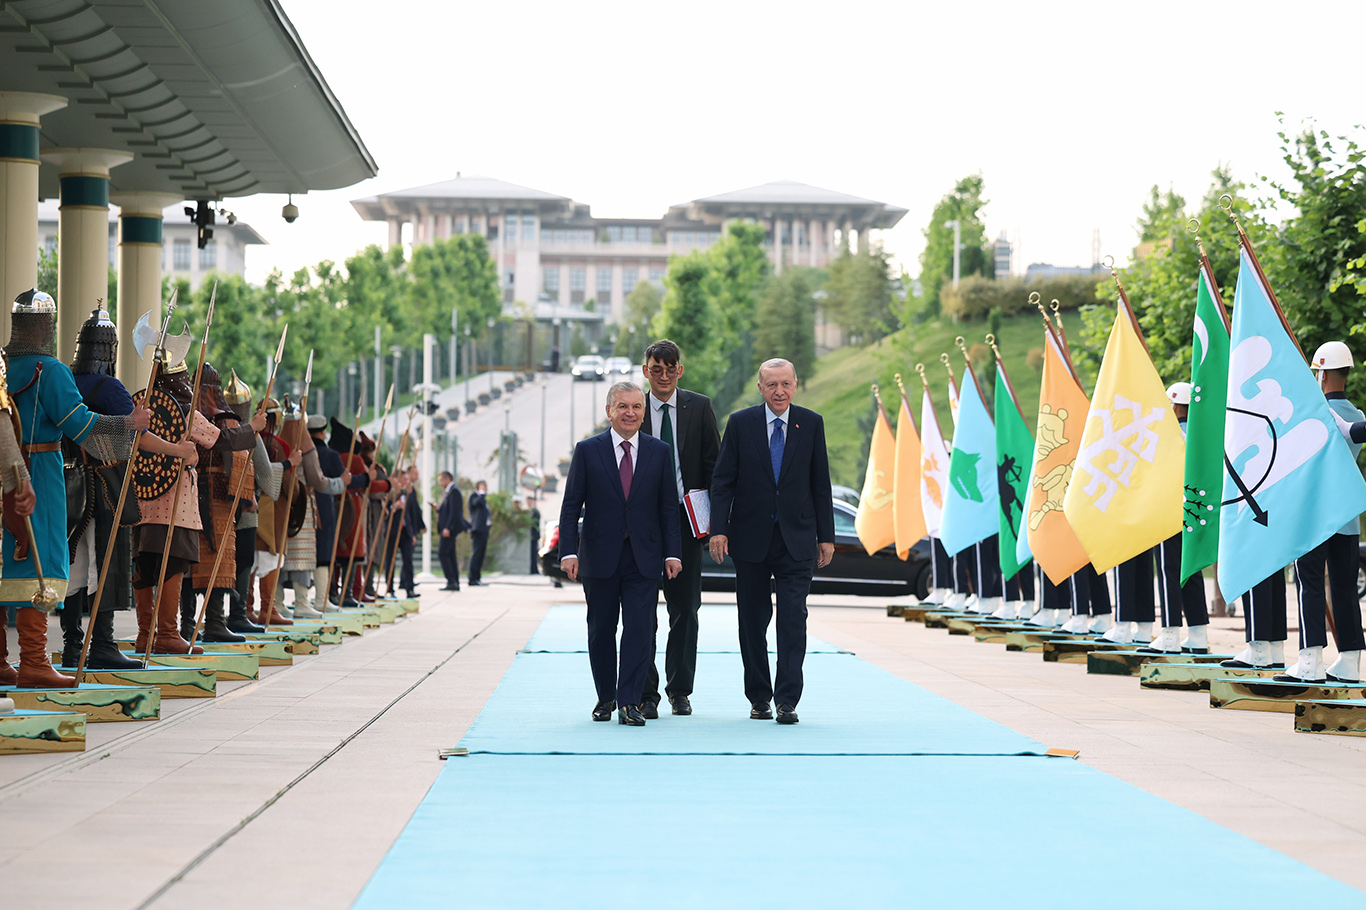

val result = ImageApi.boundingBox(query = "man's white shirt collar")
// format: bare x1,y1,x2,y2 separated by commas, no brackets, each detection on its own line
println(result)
764,405,789,427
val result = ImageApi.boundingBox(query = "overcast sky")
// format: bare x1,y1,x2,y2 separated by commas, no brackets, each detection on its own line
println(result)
224,0,1365,286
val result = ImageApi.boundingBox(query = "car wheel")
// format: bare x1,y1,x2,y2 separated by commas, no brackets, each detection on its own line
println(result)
914,563,932,601
1358,559,1366,600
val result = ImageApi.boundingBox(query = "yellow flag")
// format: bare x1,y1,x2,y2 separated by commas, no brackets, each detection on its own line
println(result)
855,404,897,555
893,394,926,559
1062,304,1185,573
1025,330,1092,584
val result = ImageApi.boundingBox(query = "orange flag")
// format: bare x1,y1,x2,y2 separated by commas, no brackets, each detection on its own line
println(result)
1024,328,1093,584
855,398,897,555
893,389,926,559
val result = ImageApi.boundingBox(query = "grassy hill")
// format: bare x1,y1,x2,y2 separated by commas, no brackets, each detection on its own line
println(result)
748,312,1056,488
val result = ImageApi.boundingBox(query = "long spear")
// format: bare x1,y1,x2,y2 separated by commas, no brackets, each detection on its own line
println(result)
324,392,365,607
141,283,217,667
365,405,417,596
186,323,289,641
379,408,423,596
75,290,178,682
337,382,394,604
257,350,319,628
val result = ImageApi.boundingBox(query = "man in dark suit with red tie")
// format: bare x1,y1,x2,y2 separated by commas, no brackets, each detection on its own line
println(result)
709,358,835,725
559,382,683,726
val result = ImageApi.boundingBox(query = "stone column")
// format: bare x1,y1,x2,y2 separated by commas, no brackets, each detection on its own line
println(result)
808,219,818,267
41,149,133,363
111,191,181,390
387,218,402,248
772,216,783,275
0,92,67,345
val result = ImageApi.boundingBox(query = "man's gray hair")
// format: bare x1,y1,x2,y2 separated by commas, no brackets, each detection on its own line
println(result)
606,380,643,408
758,358,796,377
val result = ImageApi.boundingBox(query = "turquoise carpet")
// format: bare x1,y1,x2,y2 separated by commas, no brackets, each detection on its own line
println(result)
522,604,847,653
352,607,1363,908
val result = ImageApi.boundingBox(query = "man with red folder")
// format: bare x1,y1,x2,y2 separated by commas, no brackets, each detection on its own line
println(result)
639,340,720,718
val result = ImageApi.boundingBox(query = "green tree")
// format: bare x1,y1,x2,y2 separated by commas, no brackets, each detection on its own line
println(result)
706,222,771,410
614,280,662,357
823,246,895,342
916,174,993,319
1137,185,1188,242
754,266,820,384
653,253,723,391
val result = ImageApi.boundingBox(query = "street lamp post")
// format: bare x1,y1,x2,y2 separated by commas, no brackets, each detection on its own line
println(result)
539,375,547,480
463,325,472,410
487,317,497,394
450,306,458,388
945,219,962,289
389,344,402,432
592,344,601,432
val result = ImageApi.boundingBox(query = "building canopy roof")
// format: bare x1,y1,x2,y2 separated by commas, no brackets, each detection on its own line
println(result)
2,0,376,201
351,175,573,220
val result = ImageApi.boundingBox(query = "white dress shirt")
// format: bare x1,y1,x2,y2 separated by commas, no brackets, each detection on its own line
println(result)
764,404,790,439
609,427,637,466
647,392,686,499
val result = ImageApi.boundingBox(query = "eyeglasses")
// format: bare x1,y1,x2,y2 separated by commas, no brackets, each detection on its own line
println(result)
647,365,681,378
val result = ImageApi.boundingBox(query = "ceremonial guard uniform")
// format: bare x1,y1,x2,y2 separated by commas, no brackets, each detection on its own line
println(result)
282,404,344,617
179,363,259,642
133,348,219,654
222,371,266,633
360,432,390,600
1058,565,1113,634
62,307,156,671
1105,550,1156,644
251,397,297,625
1280,341,1364,683
2,290,140,686
328,417,372,606
1142,382,1210,654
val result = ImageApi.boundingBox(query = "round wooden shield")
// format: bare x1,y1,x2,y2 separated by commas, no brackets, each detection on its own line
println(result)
132,388,187,501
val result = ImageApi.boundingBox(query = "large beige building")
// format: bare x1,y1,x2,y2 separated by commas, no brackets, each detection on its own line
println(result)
350,177,906,325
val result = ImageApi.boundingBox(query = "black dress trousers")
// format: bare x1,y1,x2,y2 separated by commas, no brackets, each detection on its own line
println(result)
733,524,813,709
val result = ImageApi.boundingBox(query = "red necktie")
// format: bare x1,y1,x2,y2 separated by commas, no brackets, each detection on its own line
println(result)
620,440,633,500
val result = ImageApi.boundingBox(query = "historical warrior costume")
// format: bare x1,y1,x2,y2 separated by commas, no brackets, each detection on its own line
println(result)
307,415,347,610
360,432,390,601
278,400,338,618
132,347,219,654
252,397,296,625
178,362,259,643
61,307,148,671
224,373,285,629
2,290,139,687
328,417,372,606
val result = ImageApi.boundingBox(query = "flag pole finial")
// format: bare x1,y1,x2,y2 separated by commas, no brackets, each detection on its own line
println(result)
894,372,908,398
986,333,1001,360
1218,193,1246,238
955,335,971,367
915,362,930,390
1188,217,1209,259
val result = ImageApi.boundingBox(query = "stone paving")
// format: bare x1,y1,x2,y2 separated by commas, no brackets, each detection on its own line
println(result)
1,580,1361,908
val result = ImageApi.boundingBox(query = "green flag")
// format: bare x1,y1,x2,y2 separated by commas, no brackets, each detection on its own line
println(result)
994,360,1033,580
1180,263,1229,582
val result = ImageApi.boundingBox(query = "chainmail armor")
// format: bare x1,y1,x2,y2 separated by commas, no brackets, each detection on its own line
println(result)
4,313,56,357
77,413,140,463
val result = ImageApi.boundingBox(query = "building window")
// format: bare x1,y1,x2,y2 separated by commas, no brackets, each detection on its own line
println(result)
521,214,536,243
596,268,613,302
648,266,665,282
504,268,515,304
199,240,217,271
606,225,655,243
569,267,586,305
543,267,560,294
622,267,638,294
108,232,117,264
43,235,57,255
173,239,191,271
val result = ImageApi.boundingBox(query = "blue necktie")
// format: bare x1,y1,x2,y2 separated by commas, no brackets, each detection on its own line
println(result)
770,418,784,483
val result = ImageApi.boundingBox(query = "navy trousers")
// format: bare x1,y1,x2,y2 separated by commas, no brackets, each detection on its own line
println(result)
1156,534,1207,627
1241,572,1288,643
583,538,658,707
1115,550,1156,624
1294,533,1364,651
1066,564,1111,616
733,524,813,709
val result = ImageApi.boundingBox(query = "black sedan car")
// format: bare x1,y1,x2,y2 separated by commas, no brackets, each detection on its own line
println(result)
540,499,932,598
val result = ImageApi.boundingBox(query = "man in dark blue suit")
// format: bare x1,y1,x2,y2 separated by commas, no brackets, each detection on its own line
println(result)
435,470,466,590
709,358,835,725
559,381,682,726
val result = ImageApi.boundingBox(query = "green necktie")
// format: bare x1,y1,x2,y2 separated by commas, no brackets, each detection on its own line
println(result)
660,402,677,478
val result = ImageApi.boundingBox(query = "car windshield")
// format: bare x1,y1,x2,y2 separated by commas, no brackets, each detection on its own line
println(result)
575,356,604,367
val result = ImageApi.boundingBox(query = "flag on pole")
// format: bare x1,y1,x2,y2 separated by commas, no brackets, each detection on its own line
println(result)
893,390,926,559
920,386,951,538
1216,247,1366,601
855,396,897,555
1180,259,1230,583
940,367,998,556
994,359,1034,579
1022,329,1092,582
1062,302,1185,573
946,371,961,429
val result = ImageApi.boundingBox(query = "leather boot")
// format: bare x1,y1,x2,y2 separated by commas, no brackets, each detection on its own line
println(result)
350,567,367,607
258,570,292,625
59,591,86,668
226,590,265,634
0,618,18,687
290,577,324,620
316,566,343,613
133,584,156,652
152,575,203,654
179,582,197,642
86,607,142,670
201,591,246,643
16,607,75,688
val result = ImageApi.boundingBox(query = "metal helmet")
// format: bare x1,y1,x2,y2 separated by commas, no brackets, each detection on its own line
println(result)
1166,381,1192,406
1311,340,1353,372
156,346,188,375
6,288,57,357
12,289,55,315
72,306,118,375
223,369,252,405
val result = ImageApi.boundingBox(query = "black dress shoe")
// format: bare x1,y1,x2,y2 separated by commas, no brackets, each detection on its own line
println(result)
750,702,773,720
776,705,799,725
641,701,659,720
591,700,616,722
670,696,692,716
618,704,646,726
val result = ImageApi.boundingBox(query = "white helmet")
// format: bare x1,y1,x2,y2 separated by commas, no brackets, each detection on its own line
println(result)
1166,381,1192,406
1312,341,1353,371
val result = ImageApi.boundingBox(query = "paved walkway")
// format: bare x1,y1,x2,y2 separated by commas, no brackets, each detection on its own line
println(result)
1,582,1362,907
